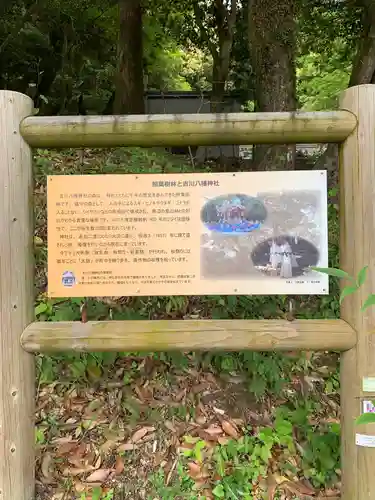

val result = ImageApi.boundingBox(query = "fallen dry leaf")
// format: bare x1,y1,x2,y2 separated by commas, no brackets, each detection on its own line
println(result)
41,452,54,480
281,479,316,497
51,436,75,445
221,420,239,439
117,442,138,452
115,456,125,476
320,489,341,498
218,436,230,446
187,461,201,478
204,425,223,436
62,466,95,476
57,442,78,455
196,416,207,425
51,493,65,500
164,420,177,433
199,430,220,443
213,406,225,415
100,439,117,453
94,455,102,470
202,488,214,500
131,426,155,443
174,388,186,402
73,482,86,493
85,468,113,483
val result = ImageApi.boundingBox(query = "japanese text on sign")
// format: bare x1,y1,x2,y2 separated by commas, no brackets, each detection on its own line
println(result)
47,171,329,297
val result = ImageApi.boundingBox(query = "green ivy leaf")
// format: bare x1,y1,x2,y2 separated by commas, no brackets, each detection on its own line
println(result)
361,294,375,312
194,440,206,462
339,285,359,304
357,266,368,287
35,302,48,316
212,484,225,498
311,266,352,279
355,413,375,425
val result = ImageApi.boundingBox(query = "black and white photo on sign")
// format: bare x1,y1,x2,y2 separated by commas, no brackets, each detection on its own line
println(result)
251,235,320,279
200,189,324,281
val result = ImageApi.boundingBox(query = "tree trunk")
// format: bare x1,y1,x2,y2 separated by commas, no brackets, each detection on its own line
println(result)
192,0,236,113
210,0,237,113
114,0,145,115
349,1,375,86
211,55,228,113
248,0,297,169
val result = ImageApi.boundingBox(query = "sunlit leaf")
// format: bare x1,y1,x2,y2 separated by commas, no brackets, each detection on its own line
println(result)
355,413,375,425
212,484,225,498
311,266,352,279
339,285,359,304
361,294,375,312
35,302,48,316
357,266,368,287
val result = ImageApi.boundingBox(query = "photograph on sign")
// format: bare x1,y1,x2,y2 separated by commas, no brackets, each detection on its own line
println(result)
47,171,328,297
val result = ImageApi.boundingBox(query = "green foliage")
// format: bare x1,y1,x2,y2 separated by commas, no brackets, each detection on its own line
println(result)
297,1,364,110
0,0,212,113
356,410,375,426
276,404,340,487
297,44,351,110
0,0,119,113
143,11,211,91
80,489,114,500
149,468,196,499
311,265,369,306
150,397,341,498
0,0,365,115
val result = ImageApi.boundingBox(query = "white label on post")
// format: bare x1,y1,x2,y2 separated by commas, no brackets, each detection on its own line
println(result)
356,434,375,447
362,378,375,392
363,401,375,413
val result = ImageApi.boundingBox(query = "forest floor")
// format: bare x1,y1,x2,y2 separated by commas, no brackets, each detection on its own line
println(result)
33,148,341,500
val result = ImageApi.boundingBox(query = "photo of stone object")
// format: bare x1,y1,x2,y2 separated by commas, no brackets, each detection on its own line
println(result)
251,235,320,279
200,190,323,280
200,194,267,234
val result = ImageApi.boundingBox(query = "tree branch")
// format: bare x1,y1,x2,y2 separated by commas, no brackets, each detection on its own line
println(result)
192,0,217,56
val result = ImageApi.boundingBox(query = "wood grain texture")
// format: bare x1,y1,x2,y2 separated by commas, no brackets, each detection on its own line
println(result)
0,91,35,500
19,110,357,148
21,319,356,352
339,84,375,500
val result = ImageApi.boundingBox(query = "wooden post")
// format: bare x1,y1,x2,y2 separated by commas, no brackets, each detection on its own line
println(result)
340,84,375,500
0,91,34,499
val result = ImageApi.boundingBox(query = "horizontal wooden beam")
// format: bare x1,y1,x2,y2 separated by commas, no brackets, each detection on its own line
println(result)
19,111,357,148
21,319,357,352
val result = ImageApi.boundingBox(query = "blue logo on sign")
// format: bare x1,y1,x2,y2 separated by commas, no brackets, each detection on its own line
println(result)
62,271,76,287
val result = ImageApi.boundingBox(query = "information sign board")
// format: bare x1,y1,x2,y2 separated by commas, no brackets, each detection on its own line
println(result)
47,171,328,297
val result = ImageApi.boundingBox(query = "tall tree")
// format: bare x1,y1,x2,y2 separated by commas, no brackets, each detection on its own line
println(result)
114,0,145,114
248,0,298,168
159,0,238,111
192,0,237,111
